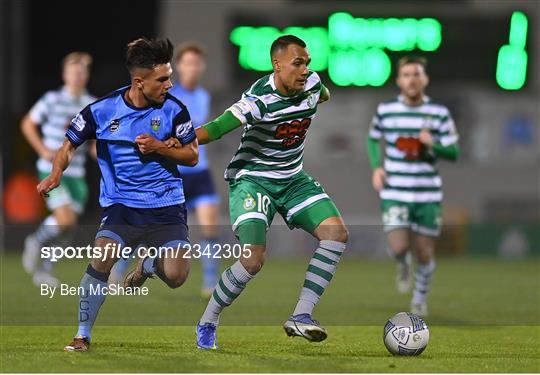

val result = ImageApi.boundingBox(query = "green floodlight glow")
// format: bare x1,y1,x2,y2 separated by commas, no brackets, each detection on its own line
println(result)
283,27,329,71
329,48,391,87
509,11,528,48
230,12,442,86
496,45,528,90
496,11,528,90
327,12,441,51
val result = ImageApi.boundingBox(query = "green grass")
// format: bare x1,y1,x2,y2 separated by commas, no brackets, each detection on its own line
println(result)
1,254,539,372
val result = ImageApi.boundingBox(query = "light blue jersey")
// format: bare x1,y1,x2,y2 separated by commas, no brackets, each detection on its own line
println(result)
169,83,210,173
66,86,196,208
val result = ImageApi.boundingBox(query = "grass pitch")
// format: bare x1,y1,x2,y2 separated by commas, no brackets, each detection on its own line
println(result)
1,254,539,372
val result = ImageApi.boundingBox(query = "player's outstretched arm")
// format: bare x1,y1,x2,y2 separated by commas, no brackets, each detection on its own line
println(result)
197,111,242,144
37,139,76,197
165,111,242,147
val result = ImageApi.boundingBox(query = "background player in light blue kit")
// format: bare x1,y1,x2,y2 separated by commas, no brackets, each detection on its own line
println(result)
37,37,199,352
170,42,221,297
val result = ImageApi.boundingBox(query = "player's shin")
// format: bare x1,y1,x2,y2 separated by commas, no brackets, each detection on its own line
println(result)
199,260,253,325
293,240,346,316
76,264,110,340
412,259,435,304
200,238,220,291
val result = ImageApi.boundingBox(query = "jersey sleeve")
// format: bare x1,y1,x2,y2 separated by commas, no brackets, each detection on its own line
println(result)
368,106,383,140
65,105,97,147
228,94,265,125
437,108,459,146
28,92,52,124
173,107,196,145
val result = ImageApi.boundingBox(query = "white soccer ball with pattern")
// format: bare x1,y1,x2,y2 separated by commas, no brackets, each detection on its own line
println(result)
383,312,429,355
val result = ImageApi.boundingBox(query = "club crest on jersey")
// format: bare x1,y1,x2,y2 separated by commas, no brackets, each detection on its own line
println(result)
151,117,161,131
307,93,317,109
243,194,256,210
109,119,120,132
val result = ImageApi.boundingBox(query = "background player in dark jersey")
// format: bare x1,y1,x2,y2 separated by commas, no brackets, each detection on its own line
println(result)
37,37,199,351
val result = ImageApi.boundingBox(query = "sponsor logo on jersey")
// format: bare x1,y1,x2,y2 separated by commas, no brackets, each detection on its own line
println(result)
176,120,193,139
109,119,120,132
274,118,312,148
71,113,86,131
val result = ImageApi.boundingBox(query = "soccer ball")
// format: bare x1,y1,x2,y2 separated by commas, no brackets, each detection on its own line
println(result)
383,312,429,356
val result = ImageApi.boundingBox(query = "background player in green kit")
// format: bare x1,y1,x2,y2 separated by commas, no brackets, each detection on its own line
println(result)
167,35,349,349
367,56,459,317
21,52,96,287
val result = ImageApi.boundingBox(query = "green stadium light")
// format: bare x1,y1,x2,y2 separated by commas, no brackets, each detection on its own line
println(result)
496,45,528,90
230,12,443,86
509,11,528,48
496,11,528,90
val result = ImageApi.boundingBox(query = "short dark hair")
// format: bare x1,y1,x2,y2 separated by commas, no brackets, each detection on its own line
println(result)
397,56,428,73
174,41,207,64
270,35,306,58
125,37,174,73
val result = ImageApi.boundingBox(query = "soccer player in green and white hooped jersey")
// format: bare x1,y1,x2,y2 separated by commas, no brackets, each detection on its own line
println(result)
21,52,96,287
174,35,349,349
366,56,459,317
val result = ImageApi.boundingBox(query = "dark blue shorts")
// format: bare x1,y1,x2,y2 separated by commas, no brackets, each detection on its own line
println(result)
95,203,189,249
182,169,219,211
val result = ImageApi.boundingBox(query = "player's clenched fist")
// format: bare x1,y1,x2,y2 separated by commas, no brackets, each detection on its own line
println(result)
164,137,180,148
372,167,386,192
135,134,161,154
37,172,61,197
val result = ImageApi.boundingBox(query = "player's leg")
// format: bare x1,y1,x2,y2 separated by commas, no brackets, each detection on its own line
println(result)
282,172,348,342
65,236,120,352
183,169,222,297
23,177,80,287
198,223,265,350
197,178,274,349
383,200,413,293
194,202,221,297
124,204,191,289
109,247,136,285
410,202,441,317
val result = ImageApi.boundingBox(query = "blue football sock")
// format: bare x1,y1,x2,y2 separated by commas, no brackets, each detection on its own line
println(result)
76,264,109,340
113,256,132,276
201,238,220,290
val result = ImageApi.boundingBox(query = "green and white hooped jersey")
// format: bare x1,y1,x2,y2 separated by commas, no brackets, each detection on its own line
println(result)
29,87,96,177
225,71,322,181
369,95,459,203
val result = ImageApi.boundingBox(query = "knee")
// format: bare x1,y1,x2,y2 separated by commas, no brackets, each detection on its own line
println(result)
321,225,349,244
388,242,409,255
241,254,265,276
164,269,189,289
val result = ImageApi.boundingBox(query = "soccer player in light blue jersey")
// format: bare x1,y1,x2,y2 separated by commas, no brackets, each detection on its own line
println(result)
109,42,222,296
37,38,199,352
